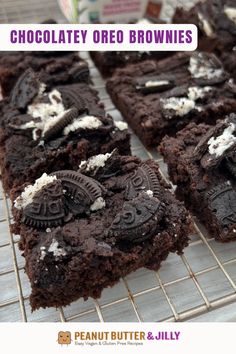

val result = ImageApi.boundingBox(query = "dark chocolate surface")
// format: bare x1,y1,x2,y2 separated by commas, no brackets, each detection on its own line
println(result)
12,155,191,310
0,70,130,192
160,113,236,242
107,51,236,147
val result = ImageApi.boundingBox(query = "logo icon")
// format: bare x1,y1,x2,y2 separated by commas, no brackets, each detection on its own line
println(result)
57,331,72,345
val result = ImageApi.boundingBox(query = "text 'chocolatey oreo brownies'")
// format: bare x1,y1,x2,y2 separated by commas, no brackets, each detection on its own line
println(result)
160,113,236,242
0,69,130,193
11,153,191,310
106,51,236,147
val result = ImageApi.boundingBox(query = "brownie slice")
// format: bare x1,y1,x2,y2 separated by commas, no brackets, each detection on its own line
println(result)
106,51,236,147
160,113,236,242
11,154,191,310
172,0,236,54
0,51,90,97
172,0,236,82
90,50,172,78
0,70,130,193
90,19,172,77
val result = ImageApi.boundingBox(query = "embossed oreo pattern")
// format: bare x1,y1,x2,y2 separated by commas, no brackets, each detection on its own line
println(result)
206,182,236,226
109,193,165,243
125,163,161,200
52,170,103,215
22,181,66,228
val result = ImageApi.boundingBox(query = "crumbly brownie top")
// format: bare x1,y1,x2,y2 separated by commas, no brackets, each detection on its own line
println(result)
173,0,236,52
2,69,127,148
108,52,236,123
13,153,176,247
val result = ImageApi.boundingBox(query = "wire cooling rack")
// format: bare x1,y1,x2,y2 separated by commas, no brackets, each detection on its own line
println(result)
1,52,236,322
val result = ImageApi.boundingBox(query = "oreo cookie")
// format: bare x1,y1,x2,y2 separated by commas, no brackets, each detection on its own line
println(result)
194,114,236,170
109,193,165,243
190,52,228,86
57,86,88,113
22,181,66,228
10,69,41,110
43,107,79,142
136,75,175,94
52,170,104,215
206,182,236,227
125,163,161,200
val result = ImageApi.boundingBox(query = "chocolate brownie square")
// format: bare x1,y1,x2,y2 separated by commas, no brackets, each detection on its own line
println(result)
0,69,130,193
160,113,236,242
106,51,236,147
90,50,172,78
90,19,172,77
11,153,191,310
0,51,90,97
172,0,236,54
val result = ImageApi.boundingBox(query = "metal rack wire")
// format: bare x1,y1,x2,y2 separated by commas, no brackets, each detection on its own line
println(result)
1,54,236,322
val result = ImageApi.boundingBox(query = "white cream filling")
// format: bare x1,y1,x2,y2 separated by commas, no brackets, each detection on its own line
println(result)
224,6,236,25
48,239,67,258
63,115,102,135
79,152,112,172
137,18,152,25
90,197,106,211
19,89,67,140
14,173,57,210
114,121,128,131
187,86,212,100
188,55,223,80
208,123,236,157
161,86,211,117
145,80,170,88
146,190,154,197
198,12,214,37
162,97,195,116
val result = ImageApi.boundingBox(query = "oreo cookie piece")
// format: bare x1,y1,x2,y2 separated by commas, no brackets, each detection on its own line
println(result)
22,180,66,228
194,114,236,169
136,75,175,94
206,181,236,227
109,193,165,243
125,163,161,200
79,149,121,180
189,52,229,86
43,107,79,142
57,86,88,113
10,69,41,110
52,170,105,215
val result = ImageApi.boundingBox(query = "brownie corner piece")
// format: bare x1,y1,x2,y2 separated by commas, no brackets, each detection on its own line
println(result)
12,153,191,310
0,69,130,193
172,0,236,53
160,113,236,242
106,51,236,148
